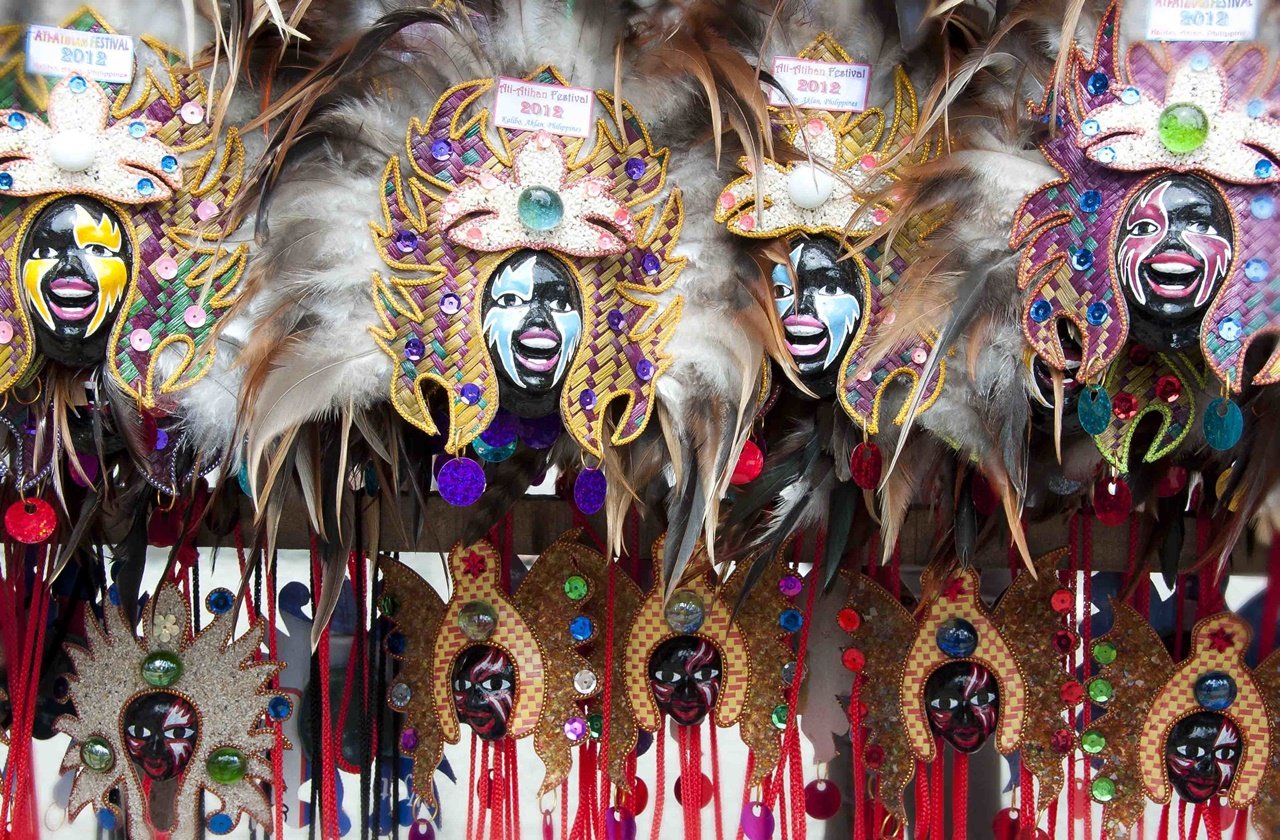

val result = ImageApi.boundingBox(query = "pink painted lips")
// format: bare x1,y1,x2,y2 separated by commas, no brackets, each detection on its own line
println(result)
46,276,97,321
515,327,561,373
1143,251,1201,298
783,314,828,357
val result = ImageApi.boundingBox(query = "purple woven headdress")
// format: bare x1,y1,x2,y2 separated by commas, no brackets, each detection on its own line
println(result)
1013,2,1280,465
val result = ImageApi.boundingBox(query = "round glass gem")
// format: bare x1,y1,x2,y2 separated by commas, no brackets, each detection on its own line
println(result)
0,172,12,190
1091,777,1116,803
573,467,607,515
731,439,764,485
207,814,234,835
1253,195,1275,220
1245,258,1270,283
778,575,803,597
771,704,789,730
564,575,589,600
1158,104,1210,154
141,651,184,687
778,609,804,633
1030,299,1052,323
69,75,88,93
641,252,661,275
1256,159,1273,178
569,615,594,642
6,113,25,130
206,588,234,615
664,590,705,633
782,661,798,685
207,747,248,785
267,696,293,721
390,682,412,708
1093,640,1118,665
563,716,588,740
1072,249,1094,271
80,736,115,772
1087,678,1114,703
516,186,564,231
935,617,979,658
438,457,486,506
1086,301,1109,325
1086,72,1109,95
458,600,499,640
624,157,647,180
1194,671,1237,710
1077,385,1113,436
1203,397,1244,451
1078,190,1101,213
573,669,598,695
1120,86,1142,105
431,139,452,161
1081,730,1107,754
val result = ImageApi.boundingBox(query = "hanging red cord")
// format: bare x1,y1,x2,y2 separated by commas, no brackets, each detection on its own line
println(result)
915,760,930,840
1081,517,1094,840
851,674,865,840
598,561,617,839
708,722,724,840
469,732,480,840
264,537,286,839
1230,806,1249,840
650,723,666,840
952,753,967,840
312,540,340,840
931,748,944,840
478,739,493,840
0,543,51,839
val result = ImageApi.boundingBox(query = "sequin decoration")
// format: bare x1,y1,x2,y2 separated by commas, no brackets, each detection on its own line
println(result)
1203,398,1243,451
205,588,234,615
804,779,842,820
741,802,776,840
4,498,56,543
1078,386,1113,435
849,442,883,489
438,457,486,506
1093,476,1131,527
731,440,764,485
573,467,607,515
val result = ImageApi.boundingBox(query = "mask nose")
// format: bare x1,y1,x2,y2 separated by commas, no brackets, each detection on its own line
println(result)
952,702,976,728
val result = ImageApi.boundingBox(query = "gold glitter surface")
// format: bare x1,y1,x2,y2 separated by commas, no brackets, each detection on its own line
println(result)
1253,649,1280,836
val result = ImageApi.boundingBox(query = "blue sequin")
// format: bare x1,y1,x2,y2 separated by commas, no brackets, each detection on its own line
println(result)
136,178,155,196
1194,671,1237,710
459,383,481,405
1257,159,1274,179
405,338,425,361
1120,86,1141,104
607,309,627,331
1077,386,1112,435
1252,195,1275,219
128,120,146,138
936,618,978,658
635,359,654,381
1072,249,1095,271
1203,397,1243,451
161,155,178,173
0,172,12,190
208,814,234,835
1030,299,1052,323
641,252,661,275
1086,301,1109,325
569,615,594,642
1217,316,1242,342
431,139,452,161
388,633,407,655
1245,258,1270,283
1086,72,1109,96
68,76,87,93
779,609,804,633
1081,119,1100,137
6,113,25,131
1095,146,1117,164
99,811,117,831
625,158,647,180
1248,99,1266,119
1190,53,1210,72
473,437,517,463
579,389,597,410
1078,190,1101,213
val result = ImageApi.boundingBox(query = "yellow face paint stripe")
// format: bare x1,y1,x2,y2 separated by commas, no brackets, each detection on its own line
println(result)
22,257,56,329
72,205,122,252
83,255,126,337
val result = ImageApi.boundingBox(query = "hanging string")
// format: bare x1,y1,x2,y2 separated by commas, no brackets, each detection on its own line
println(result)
649,723,666,840
708,716,724,840
1081,516,1094,840
1229,807,1249,840
930,747,944,840
915,760,931,840
1018,763,1034,838
312,538,340,840
851,674,866,840
262,538,286,839
951,753,967,840
735,751,755,840
598,561,617,839
477,739,493,840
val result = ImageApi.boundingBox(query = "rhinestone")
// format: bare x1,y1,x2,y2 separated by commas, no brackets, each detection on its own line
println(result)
207,747,248,784
1252,195,1274,219
1091,778,1116,803
129,121,147,138
1087,678,1114,703
563,716,588,740
1194,671,1237,710
1095,146,1117,163
1078,190,1101,213
1092,641,1117,665
441,293,461,315
458,600,498,640
564,575,588,600
778,609,804,633
624,158,647,180
80,736,115,772
6,113,25,131
573,669,598,694
569,615,594,641
517,186,564,231
1086,72,1109,95
267,696,293,721
0,172,11,190
390,682,412,708
1081,119,1100,137
459,383,481,405
935,618,978,657
1111,391,1137,421
1158,103,1209,154
1155,375,1182,403
206,588,234,614
1081,730,1107,754
68,76,88,93
1030,299,1052,323
1245,258,1270,282
641,253,661,275
579,389,597,410
1217,316,1242,342
378,595,399,616
771,704,789,730
136,178,156,196
778,575,803,597
141,651,183,687
400,728,419,751
781,661,798,685
1071,249,1094,271
1120,86,1141,105
1086,301,1109,326
664,589,705,633
1248,99,1266,119
405,338,425,361
1256,159,1273,178
431,139,452,161
394,230,418,254
837,608,861,632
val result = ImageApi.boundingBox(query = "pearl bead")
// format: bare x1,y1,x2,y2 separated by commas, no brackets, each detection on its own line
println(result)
786,163,834,210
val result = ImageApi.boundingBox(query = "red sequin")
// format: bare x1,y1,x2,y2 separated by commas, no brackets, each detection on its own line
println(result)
1093,475,1131,526
619,778,648,815
5,498,55,544
849,442,882,490
1050,729,1075,754
803,779,841,820
993,808,1020,840
1155,375,1183,403
1111,391,1138,421
1050,588,1074,612
1060,680,1085,705
1053,629,1079,654
837,608,861,633
731,440,764,485
864,744,885,769
841,648,865,672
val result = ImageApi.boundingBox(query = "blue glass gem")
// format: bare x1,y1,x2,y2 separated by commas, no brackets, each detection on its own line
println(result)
579,389,597,410
1086,301,1109,326
779,609,804,633
68,75,87,93
267,696,293,721
1072,249,1095,271
0,172,14,190
624,157,647,180
388,632,407,655
641,252,661,275
208,814,234,835
161,155,178,174
6,113,25,131
1256,159,1274,179
935,618,979,658
206,588,234,614
1030,299,1052,323
635,359,654,381
1078,190,1102,213
1217,316,1242,342
441,293,461,315
1248,99,1266,119
607,309,627,331
1203,397,1243,451
459,383,481,405
473,436,517,463
573,467,607,515
1252,195,1275,219
480,411,519,448
569,615,594,642
1245,258,1270,283
108,583,121,606
128,120,147,138
1194,671,1237,711
394,230,418,254
137,178,156,196
1077,385,1113,436
1120,86,1141,105
516,186,564,231
438,457,486,506
431,139,453,161
1095,146,1117,164
1081,119,1100,137
404,337,425,361
1086,72,1109,96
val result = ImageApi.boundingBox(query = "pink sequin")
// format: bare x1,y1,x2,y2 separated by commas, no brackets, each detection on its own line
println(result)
184,306,207,328
195,200,219,221
718,191,735,210
0,323,12,344
535,131,553,149
467,226,483,243
613,208,629,224
739,213,756,231
911,347,927,364
180,102,204,124
155,256,178,280
130,329,152,351
479,173,499,190
882,310,897,326
860,154,877,170
586,181,603,198
805,118,825,137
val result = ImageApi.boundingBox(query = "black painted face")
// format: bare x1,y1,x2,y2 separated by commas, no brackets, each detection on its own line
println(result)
925,661,999,753
648,636,722,727
1115,174,1233,349
482,250,582,417
452,644,515,741
20,197,131,366
771,235,864,397
122,692,198,782
1165,712,1241,803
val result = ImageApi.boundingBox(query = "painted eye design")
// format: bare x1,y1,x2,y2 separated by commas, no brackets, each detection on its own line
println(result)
653,669,682,684
1176,744,1208,759
454,678,474,691
32,246,58,259
480,675,513,692
1186,220,1217,236
84,243,112,257
970,691,997,707
496,293,525,307
930,697,961,710
1129,220,1160,236
691,667,720,682
1214,745,1238,761
547,298,573,313
127,725,153,738
165,726,195,740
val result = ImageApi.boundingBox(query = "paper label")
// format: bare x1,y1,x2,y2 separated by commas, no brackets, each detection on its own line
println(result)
768,56,871,112
492,77,595,138
26,25,135,84
1145,0,1260,42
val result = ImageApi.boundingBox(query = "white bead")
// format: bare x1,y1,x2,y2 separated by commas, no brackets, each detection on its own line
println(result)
786,163,834,210
49,130,97,172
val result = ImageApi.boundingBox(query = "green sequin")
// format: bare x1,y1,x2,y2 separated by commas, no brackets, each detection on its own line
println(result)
771,704,789,730
1091,777,1117,803
1081,730,1107,754
1087,678,1115,703
1092,641,1117,665
564,575,589,601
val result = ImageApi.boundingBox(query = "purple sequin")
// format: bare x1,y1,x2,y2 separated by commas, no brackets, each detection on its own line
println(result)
479,410,519,448
635,359,654,382
641,252,661,275
579,389,597,410
607,309,627,331
459,383,481,405
605,808,637,840
440,293,461,315
778,575,803,597
400,728,419,751
405,338,425,361
409,820,435,840
573,468,607,515
563,716,588,740
431,139,453,161
394,230,418,254
437,457,486,506
624,158,647,180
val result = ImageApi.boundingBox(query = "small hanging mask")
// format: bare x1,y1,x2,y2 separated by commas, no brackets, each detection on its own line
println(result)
647,635,723,728
924,660,1000,753
1165,711,1241,803
451,643,517,741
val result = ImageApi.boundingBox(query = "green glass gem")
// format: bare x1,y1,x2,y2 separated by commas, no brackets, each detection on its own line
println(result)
1081,730,1107,754
80,736,115,772
587,713,603,739
564,575,589,601
1158,103,1209,154
1091,777,1117,803
141,651,183,688
1092,640,1117,665
771,703,789,730
1088,678,1115,704
457,600,499,641
517,186,564,231
207,747,249,785
377,594,399,617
